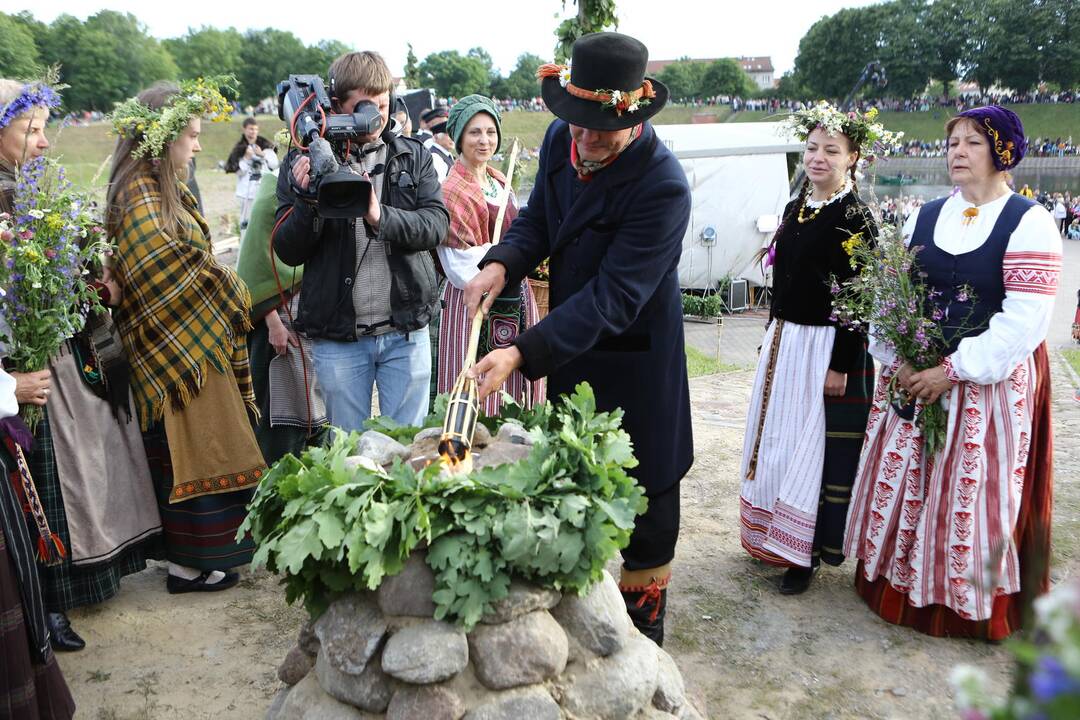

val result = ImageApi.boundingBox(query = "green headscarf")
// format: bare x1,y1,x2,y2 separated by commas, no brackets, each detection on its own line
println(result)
235,172,303,322
446,95,502,154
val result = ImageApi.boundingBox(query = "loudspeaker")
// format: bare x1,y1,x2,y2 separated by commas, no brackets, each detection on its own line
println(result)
725,278,749,312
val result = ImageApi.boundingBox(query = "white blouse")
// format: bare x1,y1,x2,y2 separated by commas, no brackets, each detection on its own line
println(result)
869,191,1062,384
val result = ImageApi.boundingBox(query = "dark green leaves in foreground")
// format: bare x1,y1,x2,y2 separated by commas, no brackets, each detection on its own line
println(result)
239,383,646,629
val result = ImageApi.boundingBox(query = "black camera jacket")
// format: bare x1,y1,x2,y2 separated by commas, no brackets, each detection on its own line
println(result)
273,134,449,340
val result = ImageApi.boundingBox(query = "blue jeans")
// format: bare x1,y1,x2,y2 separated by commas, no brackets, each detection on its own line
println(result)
311,330,431,432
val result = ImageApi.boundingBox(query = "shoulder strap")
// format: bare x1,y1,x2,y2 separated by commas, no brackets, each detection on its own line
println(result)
988,194,1037,245
910,197,948,249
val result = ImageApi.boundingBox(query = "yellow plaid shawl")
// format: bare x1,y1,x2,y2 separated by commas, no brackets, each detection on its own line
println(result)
112,171,257,431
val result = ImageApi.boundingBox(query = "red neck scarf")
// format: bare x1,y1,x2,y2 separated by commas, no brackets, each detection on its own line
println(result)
570,124,642,181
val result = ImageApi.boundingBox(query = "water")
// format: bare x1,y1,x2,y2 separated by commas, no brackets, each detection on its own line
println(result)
873,166,1080,203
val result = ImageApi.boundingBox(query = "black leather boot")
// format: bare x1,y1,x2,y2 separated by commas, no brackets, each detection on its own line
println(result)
620,582,668,647
47,612,85,651
779,565,818,595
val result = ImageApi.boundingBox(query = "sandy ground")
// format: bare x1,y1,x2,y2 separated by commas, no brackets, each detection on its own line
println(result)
53,351,1080,720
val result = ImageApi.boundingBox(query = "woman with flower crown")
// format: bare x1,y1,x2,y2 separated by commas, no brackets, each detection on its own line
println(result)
844,107,1061,639
106,79,266,596
0,74,164,659
738,103,892,595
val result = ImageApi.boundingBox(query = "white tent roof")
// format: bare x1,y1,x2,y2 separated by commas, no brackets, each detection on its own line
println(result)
653,122,804,158
652,123,804,290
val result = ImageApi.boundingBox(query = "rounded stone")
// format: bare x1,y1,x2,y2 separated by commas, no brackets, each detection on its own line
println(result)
495,423,533,446
550,570,631,657
469,610,568,690
652,648,686,713
314,647,395,713
462,688,561,720
378,551,437,617
313,594,388,675
559,634,661,720
357,430,410,466
277,644,315,686
386,685,465,720
275,672,369,720
481,580,561,625
381,620,469,684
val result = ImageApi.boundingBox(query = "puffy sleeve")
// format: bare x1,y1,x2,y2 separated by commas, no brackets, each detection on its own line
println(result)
945,206,1062,384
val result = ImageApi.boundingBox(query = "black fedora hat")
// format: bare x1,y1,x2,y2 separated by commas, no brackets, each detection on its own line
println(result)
540,32,668,131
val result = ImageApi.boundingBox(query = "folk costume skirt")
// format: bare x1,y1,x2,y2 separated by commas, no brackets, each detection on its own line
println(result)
143,366,265,571
30,401,163,613
844,344,1053,639
739,319,873,568
437,281,545,415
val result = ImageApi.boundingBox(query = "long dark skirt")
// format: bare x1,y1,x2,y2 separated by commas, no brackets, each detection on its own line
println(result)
142,423,256,572
0,524,75,720
30,410,162,612
814,347,875,567
247,320,325,466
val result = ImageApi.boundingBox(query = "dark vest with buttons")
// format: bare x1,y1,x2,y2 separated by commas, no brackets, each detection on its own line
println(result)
911,194,1036,354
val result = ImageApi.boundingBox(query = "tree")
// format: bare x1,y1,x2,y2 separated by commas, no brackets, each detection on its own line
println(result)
404,43,421,88
0,12,41,79
504,53,546,100
164,26,244,81
305,40,352,76
656,59,710,102
1037,0,1080,89
871,0,931,99
419,50,489,98
794,6,886,99
923,0,978,99
45,11,177,111
701,59,755,98
237,28,308,106
555,0,618,62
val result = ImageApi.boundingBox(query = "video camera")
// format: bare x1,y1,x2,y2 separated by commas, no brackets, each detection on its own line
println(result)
277,74,385,218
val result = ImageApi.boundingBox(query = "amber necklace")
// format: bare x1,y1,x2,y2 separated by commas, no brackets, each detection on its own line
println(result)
797,181,849,224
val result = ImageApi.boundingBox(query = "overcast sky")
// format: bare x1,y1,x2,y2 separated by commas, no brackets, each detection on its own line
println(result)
3,0,879,76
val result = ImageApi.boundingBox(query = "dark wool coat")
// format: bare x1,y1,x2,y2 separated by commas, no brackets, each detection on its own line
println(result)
483,120,693,496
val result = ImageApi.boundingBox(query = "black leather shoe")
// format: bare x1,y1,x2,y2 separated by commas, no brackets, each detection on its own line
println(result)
779,566,818,595
166,571,240,595
47,612,86,652
621,586,667,646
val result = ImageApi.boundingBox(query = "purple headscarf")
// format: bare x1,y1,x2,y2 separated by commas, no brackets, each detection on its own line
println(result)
956,106,1026,171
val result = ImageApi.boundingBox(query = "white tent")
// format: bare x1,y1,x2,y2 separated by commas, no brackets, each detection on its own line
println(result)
652,122,803,291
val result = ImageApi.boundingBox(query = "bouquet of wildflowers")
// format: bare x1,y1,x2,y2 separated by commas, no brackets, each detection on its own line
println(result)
830,224,977,456
0,156,110,428
951,579,1080,719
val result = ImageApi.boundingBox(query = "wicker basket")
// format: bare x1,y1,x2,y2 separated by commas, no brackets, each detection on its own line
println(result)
529,279,550,320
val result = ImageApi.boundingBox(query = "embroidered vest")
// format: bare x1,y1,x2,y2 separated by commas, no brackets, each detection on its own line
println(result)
911,194,1036,354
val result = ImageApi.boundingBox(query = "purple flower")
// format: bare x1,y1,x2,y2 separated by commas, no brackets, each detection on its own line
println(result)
1029,656,1080,703
956,289,970,302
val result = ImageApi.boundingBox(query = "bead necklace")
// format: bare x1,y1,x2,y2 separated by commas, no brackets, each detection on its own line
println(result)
481,173,501,201
797,181,849,224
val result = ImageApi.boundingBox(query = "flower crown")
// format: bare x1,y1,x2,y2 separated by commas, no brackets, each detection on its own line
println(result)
0,66,65,133
536,63,655,116
109,75,236,159
781,101,903,162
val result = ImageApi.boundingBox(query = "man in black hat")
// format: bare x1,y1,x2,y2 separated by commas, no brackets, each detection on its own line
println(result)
464,32,693,646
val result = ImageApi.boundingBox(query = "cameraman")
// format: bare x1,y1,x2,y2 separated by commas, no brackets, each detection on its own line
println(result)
225,117,278,230
273,51,448,430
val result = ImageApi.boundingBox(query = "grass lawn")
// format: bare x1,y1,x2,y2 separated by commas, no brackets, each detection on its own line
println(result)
728,104,1080,142
686,344,740,378
1062,348,1080,378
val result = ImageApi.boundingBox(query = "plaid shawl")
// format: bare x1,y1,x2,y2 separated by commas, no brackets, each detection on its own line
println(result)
112,172,256,431
442,162,516,250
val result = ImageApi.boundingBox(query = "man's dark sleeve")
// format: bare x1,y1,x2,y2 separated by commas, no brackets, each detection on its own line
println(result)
481,122,558,288
272,151,322,267
378,144,449,252
513,171,691,381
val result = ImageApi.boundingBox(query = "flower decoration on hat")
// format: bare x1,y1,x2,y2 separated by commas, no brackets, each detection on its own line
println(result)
0,66,66,133
108,75,237,159
781,101,903,162
536,63,655,117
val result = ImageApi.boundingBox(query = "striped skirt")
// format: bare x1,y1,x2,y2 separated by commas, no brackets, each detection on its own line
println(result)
739,320,873,568
0,523,75,720
437,280,545,415
143,423,256,572
848,344,1054,639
